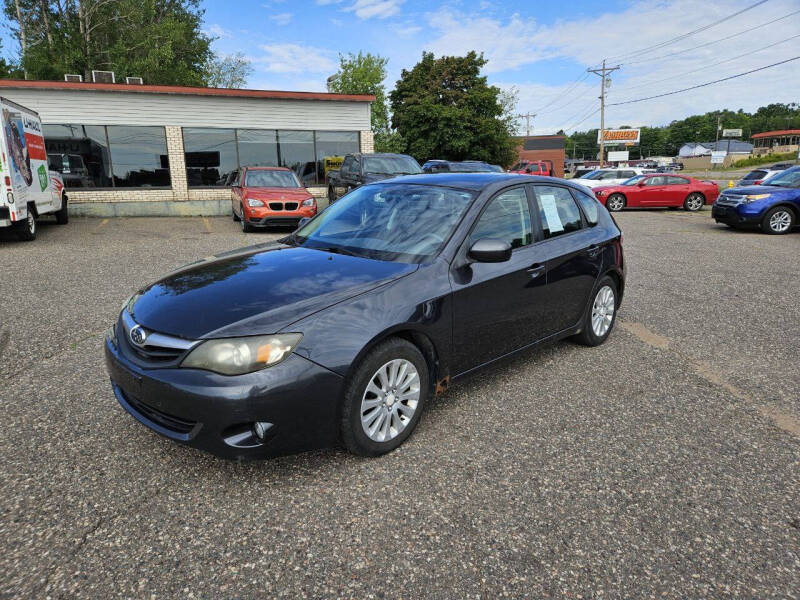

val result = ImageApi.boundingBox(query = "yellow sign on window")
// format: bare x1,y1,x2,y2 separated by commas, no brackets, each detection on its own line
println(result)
324,156,344,175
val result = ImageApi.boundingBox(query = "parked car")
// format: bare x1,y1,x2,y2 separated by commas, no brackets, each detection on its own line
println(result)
509,160,553,177
47,153,94,188
570,168,597,179
769,162,794,170
593,173,720,211
1,97,68,241
574,167,651,189
105,174,625,460
327,153,422,203
486,164,504,173
421,160,495,173
737,168,783,187
230,166,316,232
712,166,800,234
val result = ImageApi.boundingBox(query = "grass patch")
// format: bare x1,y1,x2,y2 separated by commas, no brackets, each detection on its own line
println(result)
729,151,797,170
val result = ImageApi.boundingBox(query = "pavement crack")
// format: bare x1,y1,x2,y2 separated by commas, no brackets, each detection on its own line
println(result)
617,318,800,439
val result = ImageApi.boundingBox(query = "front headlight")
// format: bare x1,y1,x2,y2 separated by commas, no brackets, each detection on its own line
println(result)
180,333,303,375
596,190,606,196
744,194,770,202
301,197,315,207
247,198,264,207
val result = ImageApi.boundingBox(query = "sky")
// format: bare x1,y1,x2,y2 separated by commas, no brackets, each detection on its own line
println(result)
3,0,800,134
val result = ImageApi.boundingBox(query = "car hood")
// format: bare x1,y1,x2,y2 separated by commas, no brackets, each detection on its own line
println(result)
129,243,418,339
243,187,311,200
725,184,797,196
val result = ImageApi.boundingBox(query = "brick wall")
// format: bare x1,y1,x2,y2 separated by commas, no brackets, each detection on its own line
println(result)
166,126,188,201
360,130,374,153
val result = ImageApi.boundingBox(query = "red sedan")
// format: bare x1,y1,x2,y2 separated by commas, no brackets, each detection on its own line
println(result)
231,166,317,231
592,174,719,212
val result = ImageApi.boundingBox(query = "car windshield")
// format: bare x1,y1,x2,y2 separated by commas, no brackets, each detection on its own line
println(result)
742,171,766,180
245,170,301,188
581,170,609,180
761,169,800,188
362,155,422,176
450,162,493,172
292,183,474,262
622,175,647,185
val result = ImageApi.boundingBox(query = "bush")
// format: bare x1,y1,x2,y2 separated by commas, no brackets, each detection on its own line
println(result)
732,152,797,168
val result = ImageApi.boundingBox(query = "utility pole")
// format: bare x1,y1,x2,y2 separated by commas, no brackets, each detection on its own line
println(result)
588,60,620,167
715,114,721,144
517,112,536,137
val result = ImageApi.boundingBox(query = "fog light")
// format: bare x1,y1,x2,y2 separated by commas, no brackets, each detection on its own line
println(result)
253,421,273,440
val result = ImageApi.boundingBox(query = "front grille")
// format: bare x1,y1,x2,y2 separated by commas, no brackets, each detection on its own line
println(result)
268,202,283,211
119,310,196,366
284,202,299,211
129,344,184,362
124,390,197,435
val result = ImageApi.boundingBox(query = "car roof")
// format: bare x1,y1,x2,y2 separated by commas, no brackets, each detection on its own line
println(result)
243,166,291,171
370,172,589,192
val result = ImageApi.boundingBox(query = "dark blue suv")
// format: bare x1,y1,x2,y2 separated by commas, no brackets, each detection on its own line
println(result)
712,165,800,234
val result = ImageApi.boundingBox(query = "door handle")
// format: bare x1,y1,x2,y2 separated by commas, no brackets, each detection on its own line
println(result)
526,264,545,278
585,244,601,257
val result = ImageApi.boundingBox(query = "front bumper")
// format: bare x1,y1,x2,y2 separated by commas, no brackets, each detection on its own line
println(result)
245,206,316,228
711,203,762,228
104,335,344,460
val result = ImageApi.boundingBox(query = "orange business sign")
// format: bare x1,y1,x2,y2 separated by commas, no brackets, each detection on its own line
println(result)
597,128,640,145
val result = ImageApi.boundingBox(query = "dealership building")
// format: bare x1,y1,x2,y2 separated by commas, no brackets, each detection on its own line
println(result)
0,79,374,216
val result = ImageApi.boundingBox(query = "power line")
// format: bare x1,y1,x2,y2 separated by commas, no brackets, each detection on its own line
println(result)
601,0,770,63
608,56,800,106
622,33,800,93
532,72,591,114
620,8,800,67
555,101,599,131
563,107,600,134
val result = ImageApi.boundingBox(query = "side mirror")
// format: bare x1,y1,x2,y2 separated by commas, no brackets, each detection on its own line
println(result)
468,238,512,263
297,217,312,229
637,181,646,187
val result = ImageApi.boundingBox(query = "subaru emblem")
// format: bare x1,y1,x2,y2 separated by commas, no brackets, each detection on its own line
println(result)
129,324,147,346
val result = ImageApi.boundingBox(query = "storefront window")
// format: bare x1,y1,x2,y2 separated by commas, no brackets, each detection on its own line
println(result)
237,129,279,169
315,131,359,184
43,124,112,188
106,126,170,187
279,130,316,187
183,128,238,187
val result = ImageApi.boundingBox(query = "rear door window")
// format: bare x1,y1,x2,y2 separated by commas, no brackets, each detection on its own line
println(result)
533,185,584,239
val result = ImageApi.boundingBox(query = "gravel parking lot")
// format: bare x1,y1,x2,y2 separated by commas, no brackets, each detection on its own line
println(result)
1,210,799,598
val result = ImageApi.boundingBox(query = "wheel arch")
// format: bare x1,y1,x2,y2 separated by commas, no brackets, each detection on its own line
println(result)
603,267,625,304
345,325,442,398
27,201,39,217
767,202,798,220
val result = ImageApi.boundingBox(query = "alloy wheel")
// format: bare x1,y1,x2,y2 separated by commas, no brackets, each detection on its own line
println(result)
686,194,704,211
360,359,420,443
769,210,791,233
607,196,624,211
27,212,36,235
591,285,615,337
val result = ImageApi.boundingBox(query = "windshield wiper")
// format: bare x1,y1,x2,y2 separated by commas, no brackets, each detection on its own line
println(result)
316,245,361,258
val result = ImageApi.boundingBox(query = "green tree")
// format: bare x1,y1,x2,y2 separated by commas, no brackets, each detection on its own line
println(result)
389,51,517,166
205,52,252,89
0,38,18,78
327,51,390,134
3,0,213,85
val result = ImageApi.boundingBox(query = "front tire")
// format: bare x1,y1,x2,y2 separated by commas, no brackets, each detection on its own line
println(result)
55,195,69,224
328,185,337,205
572,276,618,347
240,205,253,232
16,209,37,241
761,206,794,234
606,194,625,212
684,193,704,212
341,338,429,457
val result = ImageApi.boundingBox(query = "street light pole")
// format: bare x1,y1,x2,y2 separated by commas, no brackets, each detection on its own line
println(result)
588,59,620,167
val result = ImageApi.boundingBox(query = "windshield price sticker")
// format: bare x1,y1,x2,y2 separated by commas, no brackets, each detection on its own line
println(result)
540,194,564,233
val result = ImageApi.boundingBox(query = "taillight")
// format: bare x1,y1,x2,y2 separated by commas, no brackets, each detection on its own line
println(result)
4,176,10,187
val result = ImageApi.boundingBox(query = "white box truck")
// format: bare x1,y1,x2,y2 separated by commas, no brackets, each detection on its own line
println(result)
1,97,67,241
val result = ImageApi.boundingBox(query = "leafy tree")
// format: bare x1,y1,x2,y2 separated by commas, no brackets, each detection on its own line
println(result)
3,0,213,85
0,38,18,78
205,52,252,89
327,51,390,134
389,51,517,166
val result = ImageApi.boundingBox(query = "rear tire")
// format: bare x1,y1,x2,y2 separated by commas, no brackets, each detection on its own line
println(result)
684,193,704,212
341,338,429,457
572,276,618,347
761,206,794,235
16,209,37,241
328,185,337,205
55,195,69,224
606,194,625,212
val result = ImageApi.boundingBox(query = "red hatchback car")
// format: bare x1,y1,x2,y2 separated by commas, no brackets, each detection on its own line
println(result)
231,166,317,231
592,173,719,212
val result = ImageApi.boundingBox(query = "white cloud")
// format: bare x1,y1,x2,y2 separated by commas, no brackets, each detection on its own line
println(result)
391,24,422,37
269,12,293,25
345,0,404,19
425,10,547,73
253,44,337,74
205,24,232,39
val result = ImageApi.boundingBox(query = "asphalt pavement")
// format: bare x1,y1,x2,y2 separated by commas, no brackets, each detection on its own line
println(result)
1,210,798,598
